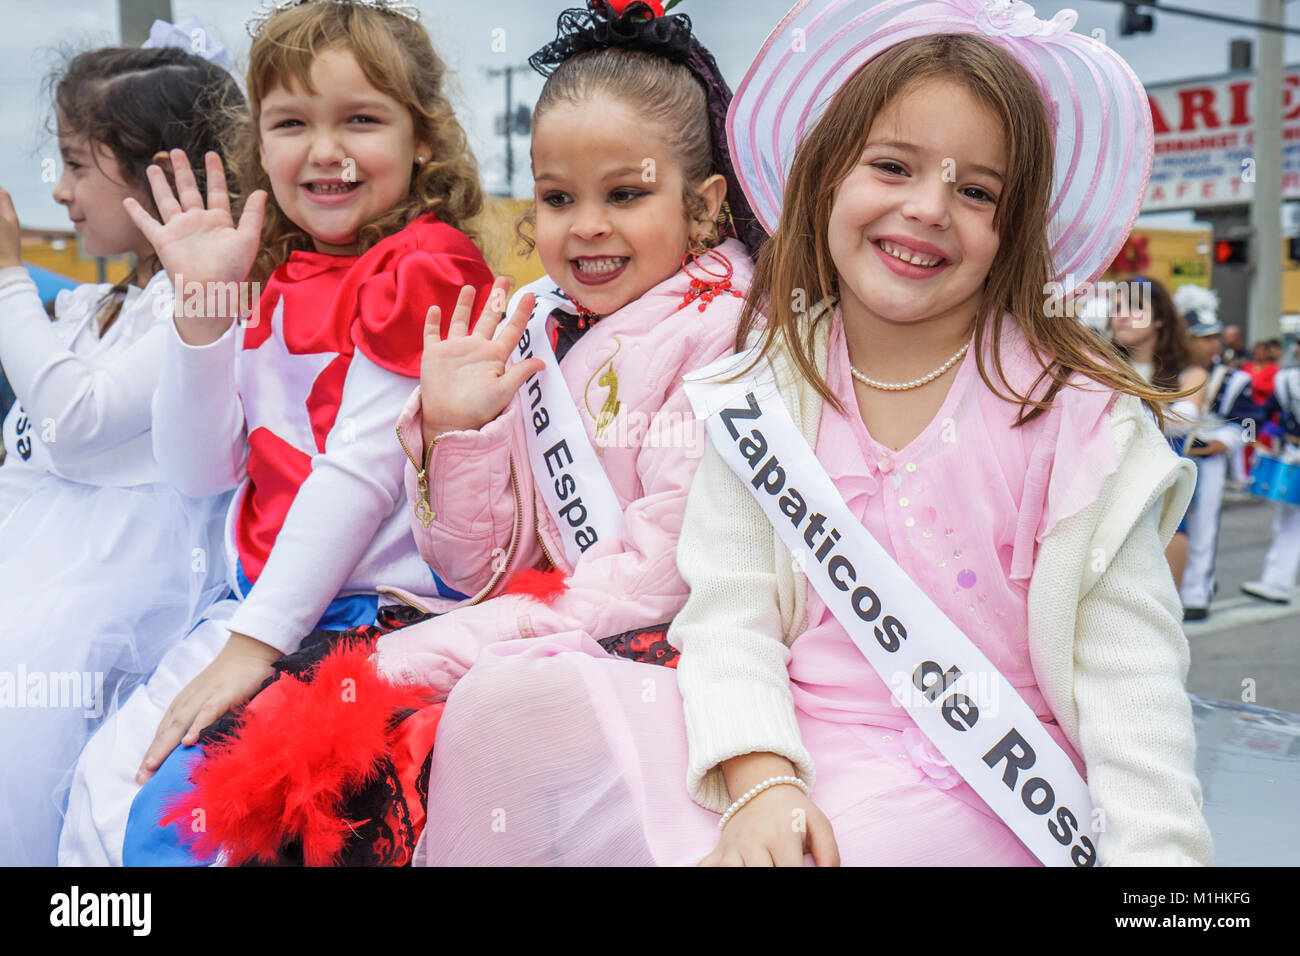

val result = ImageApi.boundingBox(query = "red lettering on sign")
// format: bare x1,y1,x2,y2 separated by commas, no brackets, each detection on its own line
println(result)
1202,181,1215,198
1151,184,1166,202
1228,81,1252,126
1148,94,1171,135
1179,87,1220,131
1286,76,1300,121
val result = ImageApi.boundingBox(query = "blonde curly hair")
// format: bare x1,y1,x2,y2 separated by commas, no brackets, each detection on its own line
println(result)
229,2,484,281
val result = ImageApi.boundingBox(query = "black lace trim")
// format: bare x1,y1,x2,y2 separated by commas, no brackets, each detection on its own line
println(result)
528,3,693,75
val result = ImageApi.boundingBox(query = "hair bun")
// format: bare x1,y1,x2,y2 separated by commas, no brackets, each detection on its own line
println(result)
528,2,693,77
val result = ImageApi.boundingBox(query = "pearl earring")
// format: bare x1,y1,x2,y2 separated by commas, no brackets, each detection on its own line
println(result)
415,155,425,165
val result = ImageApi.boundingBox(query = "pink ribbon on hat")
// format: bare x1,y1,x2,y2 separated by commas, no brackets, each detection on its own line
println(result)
973,0,1076,38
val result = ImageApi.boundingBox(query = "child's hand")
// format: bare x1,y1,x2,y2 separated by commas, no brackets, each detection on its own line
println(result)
122,149,267,345
699,785,840,867
419,277,545,450
0,187,22,269
135,631,281,784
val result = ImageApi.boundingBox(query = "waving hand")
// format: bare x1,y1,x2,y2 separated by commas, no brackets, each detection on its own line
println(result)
122,149,267,344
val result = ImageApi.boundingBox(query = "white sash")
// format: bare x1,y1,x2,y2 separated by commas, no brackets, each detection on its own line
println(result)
683,352,1097,867
505,281,624,566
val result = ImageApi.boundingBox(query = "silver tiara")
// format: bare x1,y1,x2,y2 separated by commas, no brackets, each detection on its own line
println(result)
246,0,421,38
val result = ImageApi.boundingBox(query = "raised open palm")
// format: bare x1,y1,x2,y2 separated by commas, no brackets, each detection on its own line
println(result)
420,277,545,447
122,149,267,323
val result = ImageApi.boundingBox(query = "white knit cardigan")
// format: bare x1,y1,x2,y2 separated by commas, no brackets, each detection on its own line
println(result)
670,317,1213,866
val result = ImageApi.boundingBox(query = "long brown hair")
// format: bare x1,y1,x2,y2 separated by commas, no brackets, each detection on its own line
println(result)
50,46,244,333
737,33,1177,428
232,3,484,281
1112,277,1193,391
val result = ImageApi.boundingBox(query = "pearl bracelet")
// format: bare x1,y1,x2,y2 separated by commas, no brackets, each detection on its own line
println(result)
718,775,810,831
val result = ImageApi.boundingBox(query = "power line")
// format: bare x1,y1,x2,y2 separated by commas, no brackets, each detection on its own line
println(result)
1096,0,1300,35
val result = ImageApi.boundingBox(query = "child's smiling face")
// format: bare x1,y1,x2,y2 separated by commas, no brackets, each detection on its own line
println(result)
257,46,430,255
531,93,707,316
827,77,1005,333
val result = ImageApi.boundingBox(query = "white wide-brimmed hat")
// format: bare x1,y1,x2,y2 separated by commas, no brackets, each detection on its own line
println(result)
726,0,1153,285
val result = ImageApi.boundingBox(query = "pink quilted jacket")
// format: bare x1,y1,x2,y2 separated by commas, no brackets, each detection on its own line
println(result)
377,239,755,691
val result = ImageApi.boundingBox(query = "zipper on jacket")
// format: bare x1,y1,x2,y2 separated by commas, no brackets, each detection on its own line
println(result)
376,586,424,610
396,422,436,528
535,525,559,572
467,453,525,606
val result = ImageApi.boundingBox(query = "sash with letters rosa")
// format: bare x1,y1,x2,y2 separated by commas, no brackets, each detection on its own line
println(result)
505,280,624,566
683,351,1097,867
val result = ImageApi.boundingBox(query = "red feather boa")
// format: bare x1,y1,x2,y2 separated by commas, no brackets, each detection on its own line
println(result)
161,640,438,866
501,566,569,604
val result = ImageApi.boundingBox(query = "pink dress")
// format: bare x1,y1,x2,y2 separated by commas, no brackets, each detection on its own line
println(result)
413,314,1117,866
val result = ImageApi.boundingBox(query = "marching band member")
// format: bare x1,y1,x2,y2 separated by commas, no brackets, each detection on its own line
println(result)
1241,342,1300,604
1173,285,1257,621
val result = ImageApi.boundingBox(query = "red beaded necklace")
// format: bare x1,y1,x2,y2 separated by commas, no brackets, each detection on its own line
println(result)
569,299,602,328
566,247,743,321
680,247,743,312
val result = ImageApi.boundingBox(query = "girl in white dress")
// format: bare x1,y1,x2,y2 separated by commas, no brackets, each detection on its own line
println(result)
0,43,242,865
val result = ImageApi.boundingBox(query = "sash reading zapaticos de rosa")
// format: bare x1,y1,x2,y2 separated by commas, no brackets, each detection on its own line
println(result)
506,281,624,567
682,351,1097,867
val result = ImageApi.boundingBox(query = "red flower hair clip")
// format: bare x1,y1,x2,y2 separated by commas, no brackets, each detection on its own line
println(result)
591,0,683,19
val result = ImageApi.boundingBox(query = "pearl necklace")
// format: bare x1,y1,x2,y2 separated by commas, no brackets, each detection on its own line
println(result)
850,342,970,391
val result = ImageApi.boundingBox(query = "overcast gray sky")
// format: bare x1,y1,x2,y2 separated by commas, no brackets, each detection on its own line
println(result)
5,0,1300,231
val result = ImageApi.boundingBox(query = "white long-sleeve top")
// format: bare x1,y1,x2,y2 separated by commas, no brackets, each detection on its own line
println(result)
0,266,173,516
150,216,495,653
151,318,438,653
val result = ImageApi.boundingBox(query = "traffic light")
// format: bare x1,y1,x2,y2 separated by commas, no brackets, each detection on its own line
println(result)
1215,238,1248,265
1119,1,1154,36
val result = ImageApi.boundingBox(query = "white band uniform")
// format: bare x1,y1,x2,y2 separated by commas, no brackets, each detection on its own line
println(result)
683,351,1098,867
506,281,625,567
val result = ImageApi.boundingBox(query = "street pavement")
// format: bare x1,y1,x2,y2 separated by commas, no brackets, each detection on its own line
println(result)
1183,490,1300,715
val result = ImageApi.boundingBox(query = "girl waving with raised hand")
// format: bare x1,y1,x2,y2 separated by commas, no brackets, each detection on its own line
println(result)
0,40,240,867
59,0,495,866
670,0,1211,866
149,0,768,867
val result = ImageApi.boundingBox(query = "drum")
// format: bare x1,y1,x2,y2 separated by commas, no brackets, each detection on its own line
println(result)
1248,452,1300,507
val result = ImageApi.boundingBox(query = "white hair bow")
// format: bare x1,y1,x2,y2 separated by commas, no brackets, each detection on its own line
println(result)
140,17,234,73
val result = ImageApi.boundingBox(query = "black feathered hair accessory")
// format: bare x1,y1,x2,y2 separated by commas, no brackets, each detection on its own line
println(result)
528,0,767,256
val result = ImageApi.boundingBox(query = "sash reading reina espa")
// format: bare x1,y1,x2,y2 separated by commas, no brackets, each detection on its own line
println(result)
518,324,601,554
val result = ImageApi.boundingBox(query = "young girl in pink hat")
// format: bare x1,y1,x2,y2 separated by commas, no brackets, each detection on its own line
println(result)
670,0,1211,866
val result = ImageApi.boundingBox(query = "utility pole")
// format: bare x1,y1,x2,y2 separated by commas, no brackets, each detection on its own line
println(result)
486,65,532,197
119,0,172,45
1250,0,1284,346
